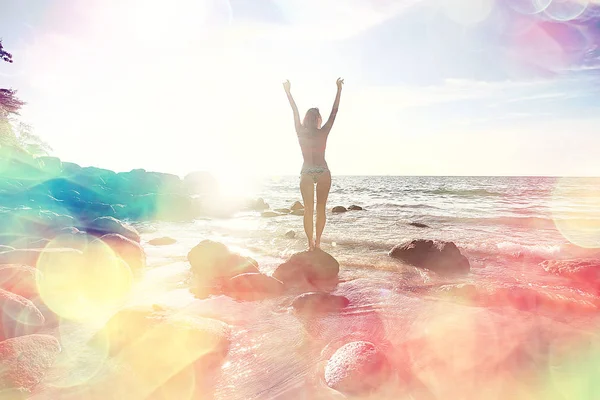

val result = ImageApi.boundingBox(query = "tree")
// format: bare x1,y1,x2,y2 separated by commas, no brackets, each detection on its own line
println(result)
0,39,12,63
0,39,51,155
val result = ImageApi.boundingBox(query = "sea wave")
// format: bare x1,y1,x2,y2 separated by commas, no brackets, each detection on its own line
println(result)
460,241,563,260
415,188,505,197
370,203,441,210
429,215,557,229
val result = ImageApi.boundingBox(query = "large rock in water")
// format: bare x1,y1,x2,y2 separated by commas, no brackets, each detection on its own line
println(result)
0,289,45,341
273,249,339,289
187,240,259,295
290,201,304,211
83,216,140,243
91,305,230,399
224,273,284,301
98,234,146,271
324,341,391,396
148,236,177,246
389,239,470,275
292,292,349,315
332,206,347,213
0,334,61,395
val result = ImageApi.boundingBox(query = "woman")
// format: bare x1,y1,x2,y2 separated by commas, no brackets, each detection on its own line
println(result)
283,78,344,250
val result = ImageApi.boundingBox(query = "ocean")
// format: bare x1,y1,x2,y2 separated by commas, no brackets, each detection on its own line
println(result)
144,175,600,277
38,176,600,399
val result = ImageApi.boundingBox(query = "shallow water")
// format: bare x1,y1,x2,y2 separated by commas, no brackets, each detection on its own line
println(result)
31,176,600,399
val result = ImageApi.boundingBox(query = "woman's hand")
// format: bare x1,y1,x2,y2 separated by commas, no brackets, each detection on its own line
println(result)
283,80,291,93
336,77,344,90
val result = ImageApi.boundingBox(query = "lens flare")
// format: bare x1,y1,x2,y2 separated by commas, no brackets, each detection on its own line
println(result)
47,319,111,389
544,0,590,21
441,0,496,26
546,337,600,399
36,238,133,321
551,178,600,249
506,0,552,14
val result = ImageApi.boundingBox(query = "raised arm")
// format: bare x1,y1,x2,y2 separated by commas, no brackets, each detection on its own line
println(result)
283,80,302,132
322,78,344,133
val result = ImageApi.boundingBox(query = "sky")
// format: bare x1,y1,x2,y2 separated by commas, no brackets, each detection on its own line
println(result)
1,0,599,177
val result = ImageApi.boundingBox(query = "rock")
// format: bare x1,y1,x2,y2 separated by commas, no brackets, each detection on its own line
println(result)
273,249,339,289
0,248,83,268
149,236,177,246
348,205,363,211
274,208,291,214
0,209,74,239
291,209,305,216
91,305,229,399
187,240,259,292
409,222,429,229
249,198,269,211
0,334,61,395
291,292,349,315
324,341,391,396
285,230,296,239
0,265,41,300
540,259,600,288
98,234,146,271
84,216,140,243
290,201,304,211
332,206,347,213
389,239,470,275
224,273,284,301
261,211,282,218
0,289,45,340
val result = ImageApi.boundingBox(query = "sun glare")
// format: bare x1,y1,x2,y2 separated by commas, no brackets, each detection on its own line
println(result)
211,170,260,199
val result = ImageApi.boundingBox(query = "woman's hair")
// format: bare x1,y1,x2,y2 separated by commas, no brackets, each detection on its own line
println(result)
303,108,322,129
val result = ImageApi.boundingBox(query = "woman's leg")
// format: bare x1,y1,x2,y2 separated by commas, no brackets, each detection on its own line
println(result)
315,170,332,249
300,174,315,250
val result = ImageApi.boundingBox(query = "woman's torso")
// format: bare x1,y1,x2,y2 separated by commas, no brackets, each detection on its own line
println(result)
297,127,329,169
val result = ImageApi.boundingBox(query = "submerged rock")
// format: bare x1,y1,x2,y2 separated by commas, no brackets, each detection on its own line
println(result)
292,292,349,315
285,230,296,239
324,341,391,396
0,334,61,395
273,249,339,289
0,289,45,341
332,206,347,213
148,236,177,246
348,205,363,211
188,240,259,295
225,273,284,301
409,222,429,229
98,234,146,271
389,239,470,275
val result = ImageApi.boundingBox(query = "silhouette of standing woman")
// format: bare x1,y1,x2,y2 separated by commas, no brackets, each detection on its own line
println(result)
283,78,344,250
